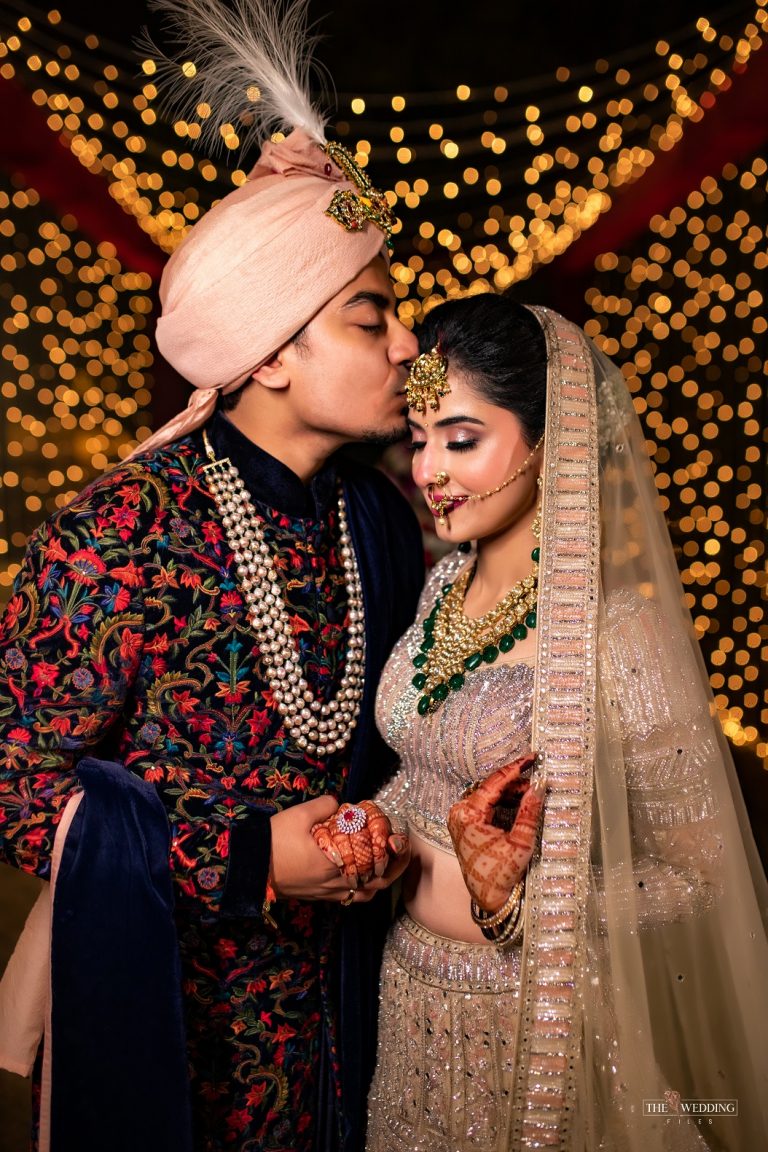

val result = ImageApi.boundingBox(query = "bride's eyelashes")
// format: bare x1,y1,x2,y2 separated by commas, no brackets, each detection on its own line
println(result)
409,439,478,453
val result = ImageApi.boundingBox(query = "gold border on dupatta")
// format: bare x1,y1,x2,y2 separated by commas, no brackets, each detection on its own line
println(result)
510,308,600,1149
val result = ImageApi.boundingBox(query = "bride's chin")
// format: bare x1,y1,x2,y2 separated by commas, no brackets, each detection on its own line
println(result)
434,521,475,544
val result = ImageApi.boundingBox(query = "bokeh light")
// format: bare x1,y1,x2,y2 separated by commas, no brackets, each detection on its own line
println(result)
0,2,765,762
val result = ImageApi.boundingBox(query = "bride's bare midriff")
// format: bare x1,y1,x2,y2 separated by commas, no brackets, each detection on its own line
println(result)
398,650,535,944
402,826,489,944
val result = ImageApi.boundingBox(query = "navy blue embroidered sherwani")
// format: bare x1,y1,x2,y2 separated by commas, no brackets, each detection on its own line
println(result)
0,412,424,1152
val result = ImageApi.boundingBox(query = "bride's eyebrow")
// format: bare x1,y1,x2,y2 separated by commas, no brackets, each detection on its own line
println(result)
405,415,486,430
434,415,485,428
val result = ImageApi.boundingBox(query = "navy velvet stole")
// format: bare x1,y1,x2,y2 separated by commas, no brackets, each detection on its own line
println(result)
51,757,192,1152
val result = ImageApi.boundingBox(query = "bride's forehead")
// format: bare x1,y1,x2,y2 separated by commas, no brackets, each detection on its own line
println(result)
411,383,520,425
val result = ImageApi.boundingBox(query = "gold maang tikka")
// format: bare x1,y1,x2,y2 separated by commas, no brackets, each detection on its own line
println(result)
405,345,450,414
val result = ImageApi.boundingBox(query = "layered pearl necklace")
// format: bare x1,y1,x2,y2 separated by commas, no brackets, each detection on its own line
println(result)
202,430,365,757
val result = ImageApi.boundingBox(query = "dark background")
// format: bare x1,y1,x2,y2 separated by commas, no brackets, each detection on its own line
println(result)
65,1,728,91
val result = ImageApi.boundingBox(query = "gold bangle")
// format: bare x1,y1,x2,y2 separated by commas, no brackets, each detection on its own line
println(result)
486,888,526,947
494,907,525,947
471,880,524,930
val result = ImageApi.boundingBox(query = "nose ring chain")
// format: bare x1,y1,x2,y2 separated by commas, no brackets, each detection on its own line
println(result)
426,434,544,526
426,472,455,525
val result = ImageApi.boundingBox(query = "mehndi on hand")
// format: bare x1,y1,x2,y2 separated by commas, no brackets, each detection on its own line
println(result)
447,755,546,912
311,799,399,888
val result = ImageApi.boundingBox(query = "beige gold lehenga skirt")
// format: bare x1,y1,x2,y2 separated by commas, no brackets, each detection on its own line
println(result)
366,911,522,1152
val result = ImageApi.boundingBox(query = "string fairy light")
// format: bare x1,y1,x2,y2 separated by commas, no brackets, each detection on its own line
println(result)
586,155,766,763
0,178,154,592
0,1,764,760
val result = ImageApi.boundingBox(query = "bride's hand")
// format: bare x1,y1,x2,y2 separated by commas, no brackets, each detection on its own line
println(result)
310,799,398,888
447,756,546,912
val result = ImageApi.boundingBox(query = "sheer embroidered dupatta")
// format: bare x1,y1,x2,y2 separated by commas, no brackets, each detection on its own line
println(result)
510,307,768,1150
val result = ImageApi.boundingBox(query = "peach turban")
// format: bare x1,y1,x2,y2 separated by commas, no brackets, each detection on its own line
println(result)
130,129,388,458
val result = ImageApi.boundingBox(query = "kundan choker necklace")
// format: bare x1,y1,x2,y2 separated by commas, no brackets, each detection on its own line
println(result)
412,545,539,715
202,430,365,757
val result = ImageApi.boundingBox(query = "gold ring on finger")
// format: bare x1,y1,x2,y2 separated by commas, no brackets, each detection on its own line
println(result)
341,889,356,906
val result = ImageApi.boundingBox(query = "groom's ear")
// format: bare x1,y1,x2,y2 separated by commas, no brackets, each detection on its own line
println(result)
250,353,291,391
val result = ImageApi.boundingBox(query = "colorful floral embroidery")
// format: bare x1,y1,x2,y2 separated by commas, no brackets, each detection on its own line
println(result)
0,432,355,1150
4,647,25,670
71,668,94,690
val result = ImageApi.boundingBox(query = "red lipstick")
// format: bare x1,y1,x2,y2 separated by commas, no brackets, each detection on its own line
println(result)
426,487,469,520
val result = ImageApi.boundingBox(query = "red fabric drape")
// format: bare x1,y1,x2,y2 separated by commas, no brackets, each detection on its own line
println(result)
559,48,768,275
0,74,165,278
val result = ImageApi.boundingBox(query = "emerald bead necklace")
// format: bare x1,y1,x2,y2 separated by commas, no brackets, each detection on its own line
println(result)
412,547,539,715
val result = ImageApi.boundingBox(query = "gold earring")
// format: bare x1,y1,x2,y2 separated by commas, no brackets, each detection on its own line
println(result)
531,476,543,542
